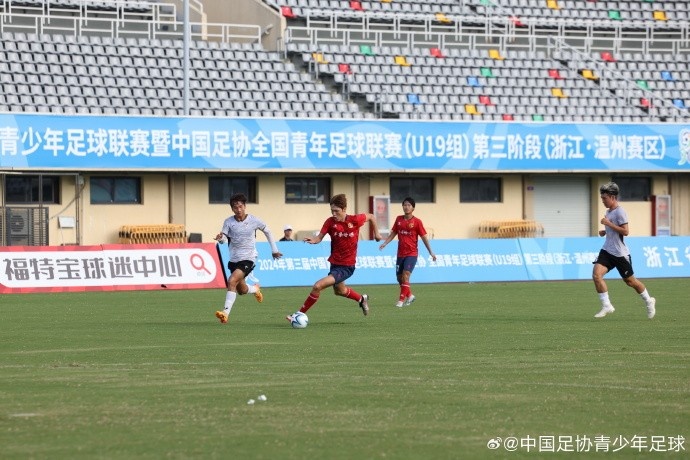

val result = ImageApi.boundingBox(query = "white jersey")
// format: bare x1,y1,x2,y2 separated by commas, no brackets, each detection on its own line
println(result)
220,214,279,263
602,205,630,257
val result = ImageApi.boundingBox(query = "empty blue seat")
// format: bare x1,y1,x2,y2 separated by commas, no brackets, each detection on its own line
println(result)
661,71,674,81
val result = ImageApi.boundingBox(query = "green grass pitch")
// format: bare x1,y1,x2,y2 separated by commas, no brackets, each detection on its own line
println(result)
1,279,688,459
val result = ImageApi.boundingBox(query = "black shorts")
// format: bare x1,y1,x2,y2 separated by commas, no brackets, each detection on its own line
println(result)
396,256,418,276
228,260,255,277
329,264,355,284
594,249,634,279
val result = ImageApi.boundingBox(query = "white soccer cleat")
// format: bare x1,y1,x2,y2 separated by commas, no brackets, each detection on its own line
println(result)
395,300,404,308
646,297,656,319
594,304,615,318
358,294,369,316
404,294,416,306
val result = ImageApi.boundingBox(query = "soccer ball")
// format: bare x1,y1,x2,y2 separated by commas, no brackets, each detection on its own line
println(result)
291,312,309,329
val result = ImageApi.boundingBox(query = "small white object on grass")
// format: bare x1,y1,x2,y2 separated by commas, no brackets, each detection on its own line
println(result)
257,394,267,401
247,399,255,405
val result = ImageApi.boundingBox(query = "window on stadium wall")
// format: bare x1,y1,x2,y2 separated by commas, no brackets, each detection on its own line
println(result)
4,175,60,204
390,177,434,203
612,176,652,201
208,176,257,203
460,177,502,203
90,177,141,204
285,177,331,203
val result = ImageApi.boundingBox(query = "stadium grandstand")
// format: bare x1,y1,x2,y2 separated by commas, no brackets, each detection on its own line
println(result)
0,0,689,247
0,0,688,121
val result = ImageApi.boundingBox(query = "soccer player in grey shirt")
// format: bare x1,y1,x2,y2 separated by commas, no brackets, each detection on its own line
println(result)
592,182,656,319
214,193,282,324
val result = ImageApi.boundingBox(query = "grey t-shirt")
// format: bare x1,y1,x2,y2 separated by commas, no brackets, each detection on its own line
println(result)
220,214,278,262
602,205,630,257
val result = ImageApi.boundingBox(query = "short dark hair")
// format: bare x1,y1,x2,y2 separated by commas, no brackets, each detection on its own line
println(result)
599,182,619,197
229,193,248,206
330,194,347,209
403,197,416,208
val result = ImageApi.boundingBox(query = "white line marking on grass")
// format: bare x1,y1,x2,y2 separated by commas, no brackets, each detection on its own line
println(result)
9,413,41,418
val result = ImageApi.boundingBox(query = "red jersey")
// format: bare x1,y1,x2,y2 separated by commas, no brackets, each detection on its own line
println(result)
320,213,367,266
392,215,427,257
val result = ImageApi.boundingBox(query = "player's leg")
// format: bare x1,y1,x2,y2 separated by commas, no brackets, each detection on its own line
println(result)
286,273,336,322
402,256,418,306
331,265,368,316
216,266,245,324
616,257,656,319
592,256,614,318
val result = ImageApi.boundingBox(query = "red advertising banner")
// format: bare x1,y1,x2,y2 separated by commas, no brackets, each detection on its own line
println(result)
0,243,227,294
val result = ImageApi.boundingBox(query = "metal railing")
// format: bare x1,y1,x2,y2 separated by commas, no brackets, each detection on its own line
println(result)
285,13,690,56
0,12,261,43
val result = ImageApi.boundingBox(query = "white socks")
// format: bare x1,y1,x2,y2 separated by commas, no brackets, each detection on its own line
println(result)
639,289,651,302
247,285,258,294
223,291,237,313
598,292,611,306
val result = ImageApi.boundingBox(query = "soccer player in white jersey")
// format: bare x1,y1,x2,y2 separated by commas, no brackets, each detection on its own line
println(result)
592,182,656,319
214,193,282,324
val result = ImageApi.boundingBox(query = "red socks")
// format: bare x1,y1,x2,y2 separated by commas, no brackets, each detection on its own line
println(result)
300,292,320,313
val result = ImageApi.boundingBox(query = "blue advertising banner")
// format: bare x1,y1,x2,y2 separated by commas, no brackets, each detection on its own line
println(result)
218,236,690,288
1,114,689,171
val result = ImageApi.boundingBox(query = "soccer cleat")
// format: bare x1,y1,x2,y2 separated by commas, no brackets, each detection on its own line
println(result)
404,294,416,306
395,300,404,308
359,294,369,316
594,304,615,318
254,284,263,303
646,297,656,319
215,311,228,324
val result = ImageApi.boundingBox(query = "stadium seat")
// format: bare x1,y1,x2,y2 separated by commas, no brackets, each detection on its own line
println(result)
281,6,297,18
467,76,481,87
636,80,649,90
435,13,452,24
582,69,599,80
480,67,494,78
407,93,421,105
661,71,674,81
548,69,564,79
600,51,616,62
360,45,374,56
479,95,493,105
502,114,514,121
338,63,352,74
430,48,445,58
489,49,505,60
465,104,479,115
653,10,667,21
551,88,567,98
394,55,411,67
608,10,622,20
673,99,686,109
350,1,364,11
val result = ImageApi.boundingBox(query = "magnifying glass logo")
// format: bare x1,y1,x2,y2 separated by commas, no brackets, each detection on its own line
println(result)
190,254,211,274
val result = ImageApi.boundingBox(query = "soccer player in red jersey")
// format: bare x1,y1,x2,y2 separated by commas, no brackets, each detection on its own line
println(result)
379,197,436,307
286,194,382,322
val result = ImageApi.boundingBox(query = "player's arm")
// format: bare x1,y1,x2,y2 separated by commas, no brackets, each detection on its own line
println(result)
364,213,382,242
420,234,437,261
260,226,282,259
214,231,229,243
600,216,629,236
379,227,398,250
304,232,325,244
